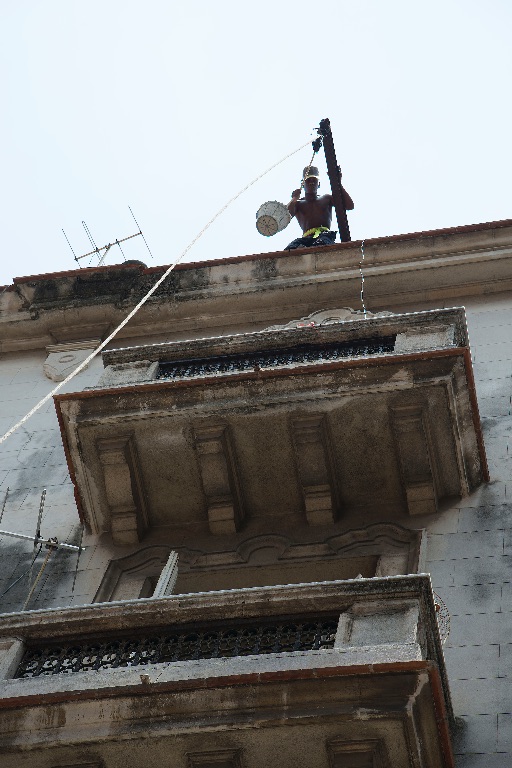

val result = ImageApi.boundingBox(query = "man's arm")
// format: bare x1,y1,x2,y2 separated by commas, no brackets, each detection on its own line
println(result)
338,166,354,210
287,189,301,216
327,175,354,211
341,184,354,211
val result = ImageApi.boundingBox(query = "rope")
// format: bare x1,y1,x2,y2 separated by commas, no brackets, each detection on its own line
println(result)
299,147,318,192
0,138,311,449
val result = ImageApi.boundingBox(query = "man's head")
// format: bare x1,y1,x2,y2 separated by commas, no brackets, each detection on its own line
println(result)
302,166,320,195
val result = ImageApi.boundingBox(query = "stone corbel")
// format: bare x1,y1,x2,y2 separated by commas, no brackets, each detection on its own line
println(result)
97,434,149,545
43,339,100,382
290,414,340,525
193,424,245,535
391,405,439,516
187,750,242,768
327,738,389,768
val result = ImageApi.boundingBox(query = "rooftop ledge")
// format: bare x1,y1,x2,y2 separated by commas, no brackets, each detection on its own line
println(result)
2,217,512,351
0,575,454,767
55,307,487,544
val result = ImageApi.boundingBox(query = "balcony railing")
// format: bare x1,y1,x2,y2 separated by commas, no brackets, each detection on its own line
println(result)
0,575,455,768
157,337,396,381
0,575,446,688
16,616,339,679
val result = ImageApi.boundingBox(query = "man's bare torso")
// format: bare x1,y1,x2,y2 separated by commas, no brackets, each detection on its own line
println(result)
288,173,353,237
293,194,334,233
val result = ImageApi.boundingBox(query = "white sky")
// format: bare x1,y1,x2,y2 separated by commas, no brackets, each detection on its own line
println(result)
1,0,511,287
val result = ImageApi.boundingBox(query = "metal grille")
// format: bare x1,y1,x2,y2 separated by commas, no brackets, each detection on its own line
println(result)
157,337,396,380
15,617,339,678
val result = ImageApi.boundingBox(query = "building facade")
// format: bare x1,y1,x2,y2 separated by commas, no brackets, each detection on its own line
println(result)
0,220,511,766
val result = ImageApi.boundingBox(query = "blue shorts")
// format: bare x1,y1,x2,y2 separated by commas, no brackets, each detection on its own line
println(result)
285,230,337,250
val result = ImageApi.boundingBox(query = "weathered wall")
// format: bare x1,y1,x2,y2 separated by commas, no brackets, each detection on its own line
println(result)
428,294,512,766
0,237,512,765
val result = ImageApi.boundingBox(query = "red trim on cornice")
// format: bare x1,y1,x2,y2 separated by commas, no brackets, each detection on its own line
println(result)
463,347,490,482
53,399,86,525
429,662,456,768
0,658,429,702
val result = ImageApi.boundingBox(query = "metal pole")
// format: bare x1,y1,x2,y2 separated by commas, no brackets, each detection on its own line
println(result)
318,118,351,243
34,488,46,546
75,231,142,261
0,529,83,552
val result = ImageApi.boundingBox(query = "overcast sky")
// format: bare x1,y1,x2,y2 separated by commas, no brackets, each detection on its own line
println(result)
1,0,511,287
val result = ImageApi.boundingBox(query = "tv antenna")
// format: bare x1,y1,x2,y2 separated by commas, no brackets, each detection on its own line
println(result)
62,206,153,268
0,488,85,610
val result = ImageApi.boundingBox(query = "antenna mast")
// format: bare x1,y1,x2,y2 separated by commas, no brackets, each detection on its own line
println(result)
62,207,152,267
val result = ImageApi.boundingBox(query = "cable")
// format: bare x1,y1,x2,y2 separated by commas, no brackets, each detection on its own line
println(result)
0,487,9,526
359,239,367,318
0,544,42,598
24,544,55,610
71,524,85,595
0,138,311,449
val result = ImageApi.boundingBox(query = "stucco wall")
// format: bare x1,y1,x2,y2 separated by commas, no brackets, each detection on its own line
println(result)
0,281,510,765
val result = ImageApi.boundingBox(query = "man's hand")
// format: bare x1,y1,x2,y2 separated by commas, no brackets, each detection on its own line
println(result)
287,189,301,217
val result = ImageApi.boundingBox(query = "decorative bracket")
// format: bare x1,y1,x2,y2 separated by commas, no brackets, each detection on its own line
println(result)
327,738,389,768
193,424,245,535
291,414,340,525
97,434,149,545
391,405,439,516
43,339,100,382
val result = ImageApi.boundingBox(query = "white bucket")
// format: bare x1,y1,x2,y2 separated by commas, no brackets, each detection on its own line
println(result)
256,201,291,237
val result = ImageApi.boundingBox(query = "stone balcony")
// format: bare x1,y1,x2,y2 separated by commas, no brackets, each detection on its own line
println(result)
55,307,487,544
0,575,453,767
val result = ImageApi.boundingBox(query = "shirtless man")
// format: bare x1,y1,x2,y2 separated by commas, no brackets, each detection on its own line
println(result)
286,166,354,250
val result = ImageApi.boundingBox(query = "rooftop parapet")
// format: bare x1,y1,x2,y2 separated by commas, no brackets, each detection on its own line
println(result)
2,217,512,352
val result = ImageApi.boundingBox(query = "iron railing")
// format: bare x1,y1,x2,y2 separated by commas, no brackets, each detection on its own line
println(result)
16,616,339,678
157,337,397,381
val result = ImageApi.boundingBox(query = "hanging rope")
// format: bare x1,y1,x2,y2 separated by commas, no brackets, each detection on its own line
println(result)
0,138,312,450
299,147,319,193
